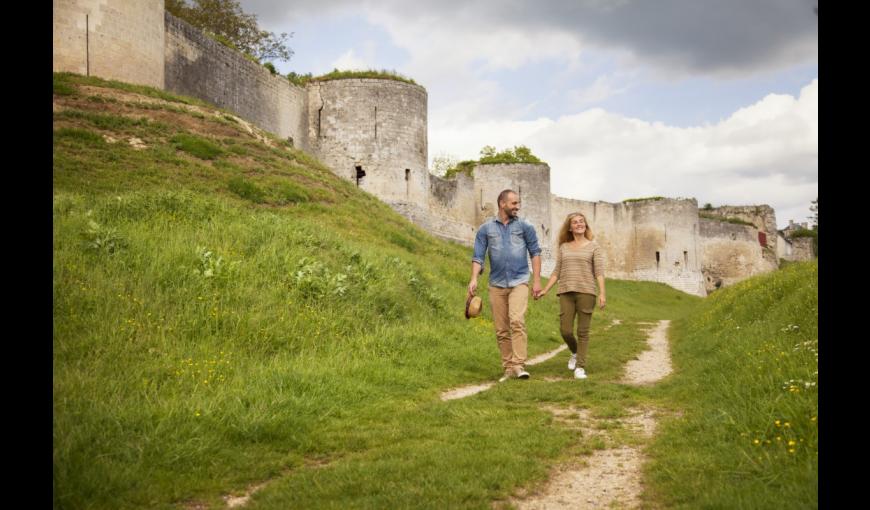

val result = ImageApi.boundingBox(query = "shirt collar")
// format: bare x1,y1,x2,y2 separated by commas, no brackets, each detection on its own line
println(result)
492,215,517,225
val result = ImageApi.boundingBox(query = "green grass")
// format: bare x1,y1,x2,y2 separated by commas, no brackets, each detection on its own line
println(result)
623,196,665,203
54,74,817,509
700,212,757,227
54,72,214,107
288,68,419,87
172,133,224,160
227,176,266,203
644,261,818,508
443,146,545,179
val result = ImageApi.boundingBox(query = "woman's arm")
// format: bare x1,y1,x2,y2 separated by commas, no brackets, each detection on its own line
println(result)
536,246,560,299
597,275,606,309
593,243,606,309
539,272,559,298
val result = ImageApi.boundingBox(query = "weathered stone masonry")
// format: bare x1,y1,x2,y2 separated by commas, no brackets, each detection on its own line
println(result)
53,0,165,90
164,12,308,151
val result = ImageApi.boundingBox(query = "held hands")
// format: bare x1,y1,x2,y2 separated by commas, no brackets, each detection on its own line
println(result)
533,287,547,300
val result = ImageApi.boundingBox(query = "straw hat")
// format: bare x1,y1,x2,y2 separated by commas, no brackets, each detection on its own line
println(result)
465,295,483,319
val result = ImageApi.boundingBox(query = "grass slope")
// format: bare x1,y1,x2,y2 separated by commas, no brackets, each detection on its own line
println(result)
645,261,818,509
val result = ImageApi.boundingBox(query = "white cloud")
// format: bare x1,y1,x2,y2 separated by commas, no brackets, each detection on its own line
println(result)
331,49,369,71
430,80,817,229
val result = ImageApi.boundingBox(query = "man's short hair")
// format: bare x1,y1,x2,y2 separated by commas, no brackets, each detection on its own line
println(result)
497,189,517,205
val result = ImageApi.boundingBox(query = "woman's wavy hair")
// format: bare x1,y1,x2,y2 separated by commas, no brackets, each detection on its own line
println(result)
557,212,594,245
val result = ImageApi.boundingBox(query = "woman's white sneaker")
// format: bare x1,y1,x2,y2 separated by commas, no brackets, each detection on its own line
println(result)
568,353,577,370
574,367,587,379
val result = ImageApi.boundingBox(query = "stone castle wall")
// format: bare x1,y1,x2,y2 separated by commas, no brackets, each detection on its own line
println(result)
427,172,478,243
53,0,165,89
163,13,308,149
698,218,777,292
788,237,815,261
550,197,706,296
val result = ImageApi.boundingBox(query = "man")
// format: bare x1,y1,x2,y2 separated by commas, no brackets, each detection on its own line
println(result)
468,189,542,382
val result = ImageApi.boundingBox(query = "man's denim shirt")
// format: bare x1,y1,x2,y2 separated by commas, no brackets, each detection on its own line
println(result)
472,217,542,288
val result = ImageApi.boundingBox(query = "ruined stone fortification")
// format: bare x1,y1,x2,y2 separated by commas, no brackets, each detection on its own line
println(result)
53,0,165,89
54,0,814,297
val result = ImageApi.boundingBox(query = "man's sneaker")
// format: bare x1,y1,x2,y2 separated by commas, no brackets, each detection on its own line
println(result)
516,369,530,379
499,370,515,383
568,353,577,370
574,367,587,379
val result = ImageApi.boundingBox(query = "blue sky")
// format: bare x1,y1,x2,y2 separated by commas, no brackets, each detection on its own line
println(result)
241,0,818,229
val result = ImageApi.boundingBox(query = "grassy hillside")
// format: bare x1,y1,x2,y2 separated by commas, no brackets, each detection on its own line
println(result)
645,261,818,508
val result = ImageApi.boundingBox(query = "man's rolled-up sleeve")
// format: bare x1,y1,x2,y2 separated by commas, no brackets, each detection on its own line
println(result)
524,222,542,257
472,227,487,266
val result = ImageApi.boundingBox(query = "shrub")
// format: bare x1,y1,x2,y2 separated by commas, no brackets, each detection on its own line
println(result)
81,219,126,254
171,134,223,160
227,176,265,203
276,181,310,204
699,213,755,227
623,196,665,203
263,62,277,75
443,145,545,179
287,72,313,86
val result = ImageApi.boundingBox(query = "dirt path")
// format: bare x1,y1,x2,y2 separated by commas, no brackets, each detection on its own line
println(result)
441,318,624,402
622,320,673,385
510,407,659,510
507,319,674,509
440,345,568,401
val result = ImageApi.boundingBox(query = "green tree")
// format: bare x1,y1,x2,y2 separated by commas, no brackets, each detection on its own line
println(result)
479,145,497,159
165,0,294,63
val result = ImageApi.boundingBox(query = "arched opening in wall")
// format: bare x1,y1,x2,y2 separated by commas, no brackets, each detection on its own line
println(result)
655,251,660,269
405,169,411,198
355,166,366,187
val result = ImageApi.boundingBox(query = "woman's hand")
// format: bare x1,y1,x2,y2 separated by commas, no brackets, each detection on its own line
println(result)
535,288,547,300
598,294,606,309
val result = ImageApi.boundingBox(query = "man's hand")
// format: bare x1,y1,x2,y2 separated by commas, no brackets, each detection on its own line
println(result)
468,279,478,299
532,280,542,300
534,288,547,300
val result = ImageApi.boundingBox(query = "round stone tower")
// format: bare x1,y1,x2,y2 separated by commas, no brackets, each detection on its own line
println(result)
306,78,428,207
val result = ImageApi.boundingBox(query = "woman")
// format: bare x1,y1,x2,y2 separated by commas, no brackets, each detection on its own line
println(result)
536,212,606,379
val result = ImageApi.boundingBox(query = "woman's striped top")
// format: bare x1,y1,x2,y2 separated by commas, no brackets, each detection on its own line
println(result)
552,240,605,296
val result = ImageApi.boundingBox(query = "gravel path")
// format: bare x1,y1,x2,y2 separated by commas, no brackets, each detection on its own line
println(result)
622,320,673,385
508,319,674,509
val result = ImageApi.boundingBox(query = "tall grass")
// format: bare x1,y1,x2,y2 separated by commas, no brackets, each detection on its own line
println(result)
645,261,818,508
